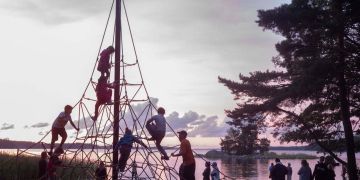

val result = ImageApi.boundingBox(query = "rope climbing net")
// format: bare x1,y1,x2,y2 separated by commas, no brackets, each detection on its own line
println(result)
0,1,235,179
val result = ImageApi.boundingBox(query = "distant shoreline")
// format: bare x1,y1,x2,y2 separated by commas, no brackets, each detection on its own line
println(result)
0,139,314,150
200,150,318,160
0,138,341,156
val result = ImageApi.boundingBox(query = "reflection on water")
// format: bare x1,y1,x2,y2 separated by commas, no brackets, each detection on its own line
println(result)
2,149,359,179
221,159,258,178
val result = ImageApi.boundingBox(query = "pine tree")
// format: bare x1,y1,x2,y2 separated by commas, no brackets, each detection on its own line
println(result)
219,0,360,178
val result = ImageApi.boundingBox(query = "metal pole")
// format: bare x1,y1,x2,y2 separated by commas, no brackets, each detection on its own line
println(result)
112,0,121,179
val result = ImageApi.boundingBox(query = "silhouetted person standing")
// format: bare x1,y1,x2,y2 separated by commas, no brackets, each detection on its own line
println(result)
287,163,292,180
202,161,211,180
313,156,327,180
171,130,195,180
269,163,274,172
210,162,220,180
326,164,336,180
298,160,312,180
324,156,336,180
97,46,115,78
146,107,169,160
270,158,288,180
38,151,48,180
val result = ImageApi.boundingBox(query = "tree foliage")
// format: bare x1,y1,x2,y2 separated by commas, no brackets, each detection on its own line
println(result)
219,0,360,178
220,115,270,155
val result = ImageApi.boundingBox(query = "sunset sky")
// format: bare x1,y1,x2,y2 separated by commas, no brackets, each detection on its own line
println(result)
0,0,291,147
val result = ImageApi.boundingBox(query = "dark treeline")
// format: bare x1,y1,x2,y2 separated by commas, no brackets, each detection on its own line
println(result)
0,139,105,149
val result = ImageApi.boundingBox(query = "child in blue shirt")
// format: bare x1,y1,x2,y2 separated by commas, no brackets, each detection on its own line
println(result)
116,128,147,172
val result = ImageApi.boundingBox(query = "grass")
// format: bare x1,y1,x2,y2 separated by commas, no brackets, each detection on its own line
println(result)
0,152,38,179
0,152,96,180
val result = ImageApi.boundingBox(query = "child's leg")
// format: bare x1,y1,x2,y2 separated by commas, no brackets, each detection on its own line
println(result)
155,135,168,159
118,146,131,172
179,164,185,180
146,123,156,138
50,129,58,153
106,89,112,103
59,129,67,147
93,101,101,120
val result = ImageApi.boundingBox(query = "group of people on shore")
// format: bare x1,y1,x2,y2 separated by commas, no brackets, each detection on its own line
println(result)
269,156,339,180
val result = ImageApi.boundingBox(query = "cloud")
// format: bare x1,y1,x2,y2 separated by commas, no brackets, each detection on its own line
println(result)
188,116,230,137
31,122,49,128
166,112,230,137
0,0,110,25
1,123,15,130
167,111,200,131
127,0,281,68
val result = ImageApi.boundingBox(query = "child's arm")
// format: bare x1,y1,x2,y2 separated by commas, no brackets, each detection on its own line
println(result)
134,137,148,149
171,149,184,157
69,120,79,131
146,117,155,126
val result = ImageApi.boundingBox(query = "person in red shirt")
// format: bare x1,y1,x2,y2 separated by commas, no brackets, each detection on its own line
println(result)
92,75,113,121
97,46,115,78
171,130,195,180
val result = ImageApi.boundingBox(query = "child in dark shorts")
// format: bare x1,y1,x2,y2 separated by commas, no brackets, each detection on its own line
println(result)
50,105,79,154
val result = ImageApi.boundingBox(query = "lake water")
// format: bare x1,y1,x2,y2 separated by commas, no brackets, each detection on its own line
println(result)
2,149,359,179
193,149,359,180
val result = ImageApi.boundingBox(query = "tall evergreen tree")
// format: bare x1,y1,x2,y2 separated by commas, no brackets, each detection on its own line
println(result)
219,0,360,178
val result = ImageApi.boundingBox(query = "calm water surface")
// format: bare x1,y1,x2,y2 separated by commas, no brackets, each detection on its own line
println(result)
197,150,360,180
2,149,359,180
